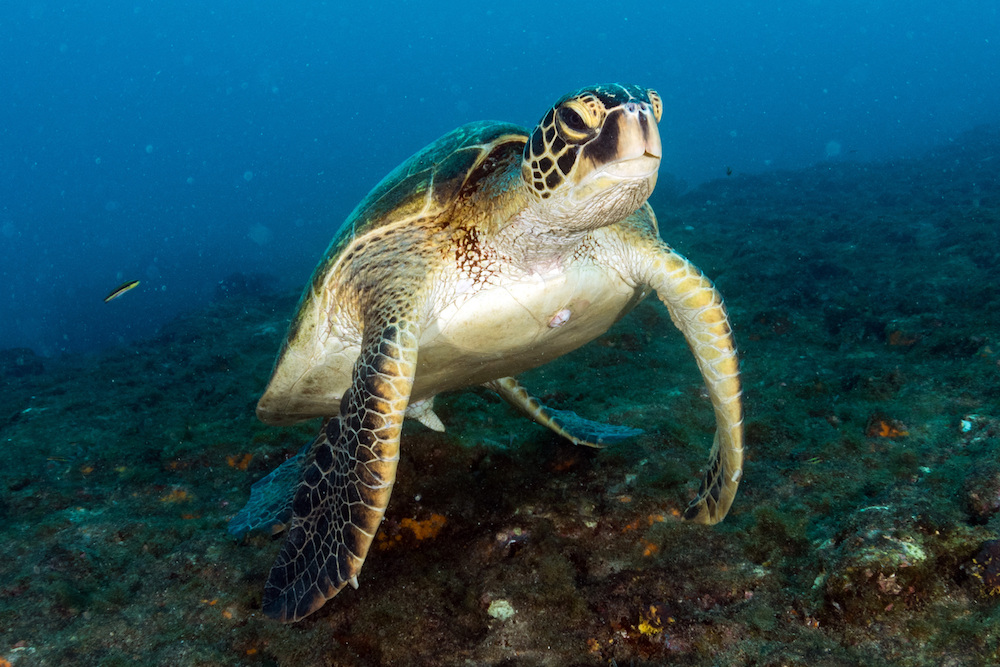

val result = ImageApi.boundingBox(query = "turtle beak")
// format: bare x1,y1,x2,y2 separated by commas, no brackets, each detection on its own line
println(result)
565,100,661,211
600,104,661,179
628,100,662,162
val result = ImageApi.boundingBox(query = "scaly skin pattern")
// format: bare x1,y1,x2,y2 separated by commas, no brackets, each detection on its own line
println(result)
262,316,420,622
631,215,744,524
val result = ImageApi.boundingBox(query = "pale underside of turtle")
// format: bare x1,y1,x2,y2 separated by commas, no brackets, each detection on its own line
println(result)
229,84,744,623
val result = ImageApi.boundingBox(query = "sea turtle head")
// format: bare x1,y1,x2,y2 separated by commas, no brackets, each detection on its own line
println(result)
522,83,662,229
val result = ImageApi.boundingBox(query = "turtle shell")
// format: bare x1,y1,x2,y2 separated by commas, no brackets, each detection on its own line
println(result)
259,121,530,425
321,120,529,263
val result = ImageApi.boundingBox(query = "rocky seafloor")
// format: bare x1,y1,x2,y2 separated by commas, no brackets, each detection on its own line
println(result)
2,126,999,666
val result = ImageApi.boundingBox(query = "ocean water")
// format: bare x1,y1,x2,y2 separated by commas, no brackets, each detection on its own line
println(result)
1,1,996,355
2,2,1000,666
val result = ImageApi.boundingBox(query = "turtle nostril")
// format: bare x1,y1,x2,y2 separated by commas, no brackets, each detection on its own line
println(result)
626,102,638,113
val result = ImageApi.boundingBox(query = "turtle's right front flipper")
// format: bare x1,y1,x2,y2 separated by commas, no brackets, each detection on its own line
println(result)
262,318,419,623
486,376,643,448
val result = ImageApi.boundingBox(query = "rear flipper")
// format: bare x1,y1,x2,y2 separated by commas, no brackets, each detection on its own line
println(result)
485,376,643,448
227,437,313,538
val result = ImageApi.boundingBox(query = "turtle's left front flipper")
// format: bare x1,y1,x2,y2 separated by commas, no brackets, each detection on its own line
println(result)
637,227,744,525
262,318,419,622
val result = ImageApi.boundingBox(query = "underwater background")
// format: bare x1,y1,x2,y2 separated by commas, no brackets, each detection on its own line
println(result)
2,1,999,665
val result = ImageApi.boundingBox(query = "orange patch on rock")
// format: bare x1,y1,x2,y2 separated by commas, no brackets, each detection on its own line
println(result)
159,487,192,503
376,513,448,550
866,418,909,438
226,453,253,470
401,514,447,540
887,330,918,347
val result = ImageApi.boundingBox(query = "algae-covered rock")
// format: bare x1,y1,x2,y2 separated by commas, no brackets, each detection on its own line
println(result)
965,462,1000,521
966,539,1000,598
815,502,986,623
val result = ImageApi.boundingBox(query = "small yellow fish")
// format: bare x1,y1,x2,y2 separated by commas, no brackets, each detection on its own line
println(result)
104,279,140,302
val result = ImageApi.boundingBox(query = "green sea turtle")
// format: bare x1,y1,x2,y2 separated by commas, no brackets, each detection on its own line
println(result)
230,83,744,622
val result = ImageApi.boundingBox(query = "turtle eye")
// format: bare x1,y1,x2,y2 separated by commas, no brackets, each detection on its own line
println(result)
558,106,588,133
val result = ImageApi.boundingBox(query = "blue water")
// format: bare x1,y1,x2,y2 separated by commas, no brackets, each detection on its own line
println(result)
1,1,997,355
